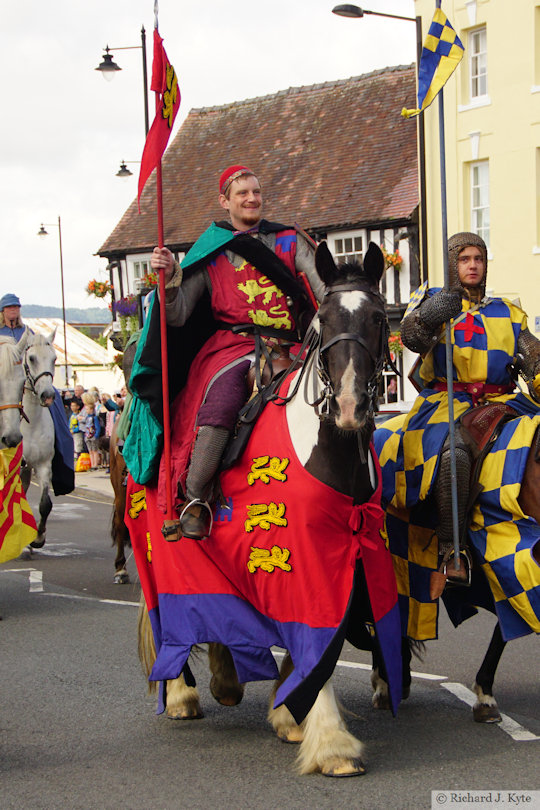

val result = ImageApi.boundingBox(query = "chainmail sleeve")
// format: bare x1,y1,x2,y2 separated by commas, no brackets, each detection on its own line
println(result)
400,310,440,354
516,327,540,401
401,288,462,355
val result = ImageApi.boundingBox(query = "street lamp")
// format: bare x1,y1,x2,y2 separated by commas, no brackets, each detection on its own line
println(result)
332,3,429,282
332,4,415,21
115,160,141,178
95,25,149,137
37,217,69,388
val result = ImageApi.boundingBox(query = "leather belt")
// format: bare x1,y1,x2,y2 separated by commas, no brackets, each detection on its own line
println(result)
431,381,514,406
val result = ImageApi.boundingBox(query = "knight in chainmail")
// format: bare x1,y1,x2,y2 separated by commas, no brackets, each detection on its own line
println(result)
146,165,323,541
397,232,540,576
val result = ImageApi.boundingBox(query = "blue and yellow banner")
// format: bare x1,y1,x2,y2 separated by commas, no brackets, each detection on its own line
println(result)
402,8,464,118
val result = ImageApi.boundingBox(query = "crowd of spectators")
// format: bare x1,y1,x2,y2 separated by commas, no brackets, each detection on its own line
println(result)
61,384,126,471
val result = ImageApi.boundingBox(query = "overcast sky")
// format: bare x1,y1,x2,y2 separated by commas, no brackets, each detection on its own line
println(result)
1,0,416,310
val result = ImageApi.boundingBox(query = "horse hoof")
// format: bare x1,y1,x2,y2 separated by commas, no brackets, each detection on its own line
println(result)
277,728,304,744
371,692,391,710
167,708,204,720
209,675,244,706
473,703,502,723
322,757,366,777
30,536,46,549
113,571,130,584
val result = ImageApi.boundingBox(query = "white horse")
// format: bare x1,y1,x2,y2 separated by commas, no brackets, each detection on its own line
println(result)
19,330,57,548
0,333,29,449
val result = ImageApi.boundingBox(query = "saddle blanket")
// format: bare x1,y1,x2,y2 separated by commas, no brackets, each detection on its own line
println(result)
375,415,540,642
0,443,37,562
126,396,403,723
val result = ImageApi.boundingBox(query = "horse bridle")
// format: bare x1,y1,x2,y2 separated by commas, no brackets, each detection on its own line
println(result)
23,346,54,397
272,281,391,427
314,283,390,422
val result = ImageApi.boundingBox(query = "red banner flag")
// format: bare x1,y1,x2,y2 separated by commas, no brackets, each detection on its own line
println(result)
138,28,181,207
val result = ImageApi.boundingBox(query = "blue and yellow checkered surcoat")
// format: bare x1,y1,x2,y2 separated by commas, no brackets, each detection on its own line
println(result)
374,289,540,642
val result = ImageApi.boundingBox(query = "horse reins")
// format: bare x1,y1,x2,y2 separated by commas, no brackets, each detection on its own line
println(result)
0,356,29,423
0,402,29,422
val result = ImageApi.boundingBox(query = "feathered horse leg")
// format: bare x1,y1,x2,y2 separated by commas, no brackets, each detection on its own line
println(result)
137,596,203,719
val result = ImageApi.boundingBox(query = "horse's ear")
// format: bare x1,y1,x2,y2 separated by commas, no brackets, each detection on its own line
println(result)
16,329,29,355
315,241,337,287
363,242,385,287
47,327,57,344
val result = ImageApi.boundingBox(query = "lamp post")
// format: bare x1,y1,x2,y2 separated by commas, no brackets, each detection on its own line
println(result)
37,217,69,387
332,4,429,282
95,25,149,137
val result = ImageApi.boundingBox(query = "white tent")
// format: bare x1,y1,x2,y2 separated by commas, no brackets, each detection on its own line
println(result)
24,318,124,392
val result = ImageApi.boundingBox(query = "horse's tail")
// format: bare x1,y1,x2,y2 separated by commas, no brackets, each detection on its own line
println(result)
409,639,426,661
137,593,158,694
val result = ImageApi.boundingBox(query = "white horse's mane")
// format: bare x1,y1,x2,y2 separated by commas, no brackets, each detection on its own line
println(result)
0,336,22,376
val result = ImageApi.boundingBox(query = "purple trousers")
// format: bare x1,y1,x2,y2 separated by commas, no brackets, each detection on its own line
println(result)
197,359,251,430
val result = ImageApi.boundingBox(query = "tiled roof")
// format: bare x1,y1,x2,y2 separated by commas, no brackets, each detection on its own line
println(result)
98,65,418,256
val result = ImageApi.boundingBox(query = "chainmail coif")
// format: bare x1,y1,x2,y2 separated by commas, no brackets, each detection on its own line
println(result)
448,232,488,300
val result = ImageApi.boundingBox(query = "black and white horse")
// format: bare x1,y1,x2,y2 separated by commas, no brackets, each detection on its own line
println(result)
137,242,399,777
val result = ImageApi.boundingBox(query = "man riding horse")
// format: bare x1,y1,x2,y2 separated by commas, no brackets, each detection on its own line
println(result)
375,232,540,638
125,165,324,539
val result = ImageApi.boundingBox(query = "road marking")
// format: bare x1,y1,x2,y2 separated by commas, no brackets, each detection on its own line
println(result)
42,592,140,608
272,650,446,681
29,570,43,592
442,682,540,741
33,543,87,557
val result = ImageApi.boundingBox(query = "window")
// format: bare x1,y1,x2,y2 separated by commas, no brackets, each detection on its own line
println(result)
469,27,488,100
470,161,490,247
133,260,150,279
333,235,363,263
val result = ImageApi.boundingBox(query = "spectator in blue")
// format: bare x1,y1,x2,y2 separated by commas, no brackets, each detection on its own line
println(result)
0,294,27,340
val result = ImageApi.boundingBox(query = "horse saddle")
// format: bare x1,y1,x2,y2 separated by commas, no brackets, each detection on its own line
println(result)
460,402,517,454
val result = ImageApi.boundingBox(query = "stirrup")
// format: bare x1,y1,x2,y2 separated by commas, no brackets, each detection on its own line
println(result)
179,498,214,540
443,547,472,588
430,547,472,600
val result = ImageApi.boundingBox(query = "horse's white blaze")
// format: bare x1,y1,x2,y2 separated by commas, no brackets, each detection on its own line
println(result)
335,357,359,429
339,290,368,314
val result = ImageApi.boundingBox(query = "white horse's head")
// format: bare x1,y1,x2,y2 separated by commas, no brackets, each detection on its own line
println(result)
0,332,28,448
24,330,57,407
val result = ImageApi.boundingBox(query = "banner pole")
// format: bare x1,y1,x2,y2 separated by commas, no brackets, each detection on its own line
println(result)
155,127,173,521
436,0,460,571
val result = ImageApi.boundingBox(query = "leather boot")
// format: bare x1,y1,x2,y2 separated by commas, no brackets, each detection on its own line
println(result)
179,498,214,540
179,425,230,540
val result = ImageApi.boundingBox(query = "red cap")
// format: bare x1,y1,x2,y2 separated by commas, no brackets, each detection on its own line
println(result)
219,165,254,195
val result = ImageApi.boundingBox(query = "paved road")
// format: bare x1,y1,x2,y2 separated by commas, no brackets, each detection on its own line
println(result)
1,486,538,809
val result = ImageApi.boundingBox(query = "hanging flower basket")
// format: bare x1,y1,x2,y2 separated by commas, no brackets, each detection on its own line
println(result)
381,246,403,273
140,271,158,289
388,331,404,357
86,279,113,299
112,295,140,350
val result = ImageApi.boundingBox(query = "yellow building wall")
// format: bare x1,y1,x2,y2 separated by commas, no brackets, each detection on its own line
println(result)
415,0,540,333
